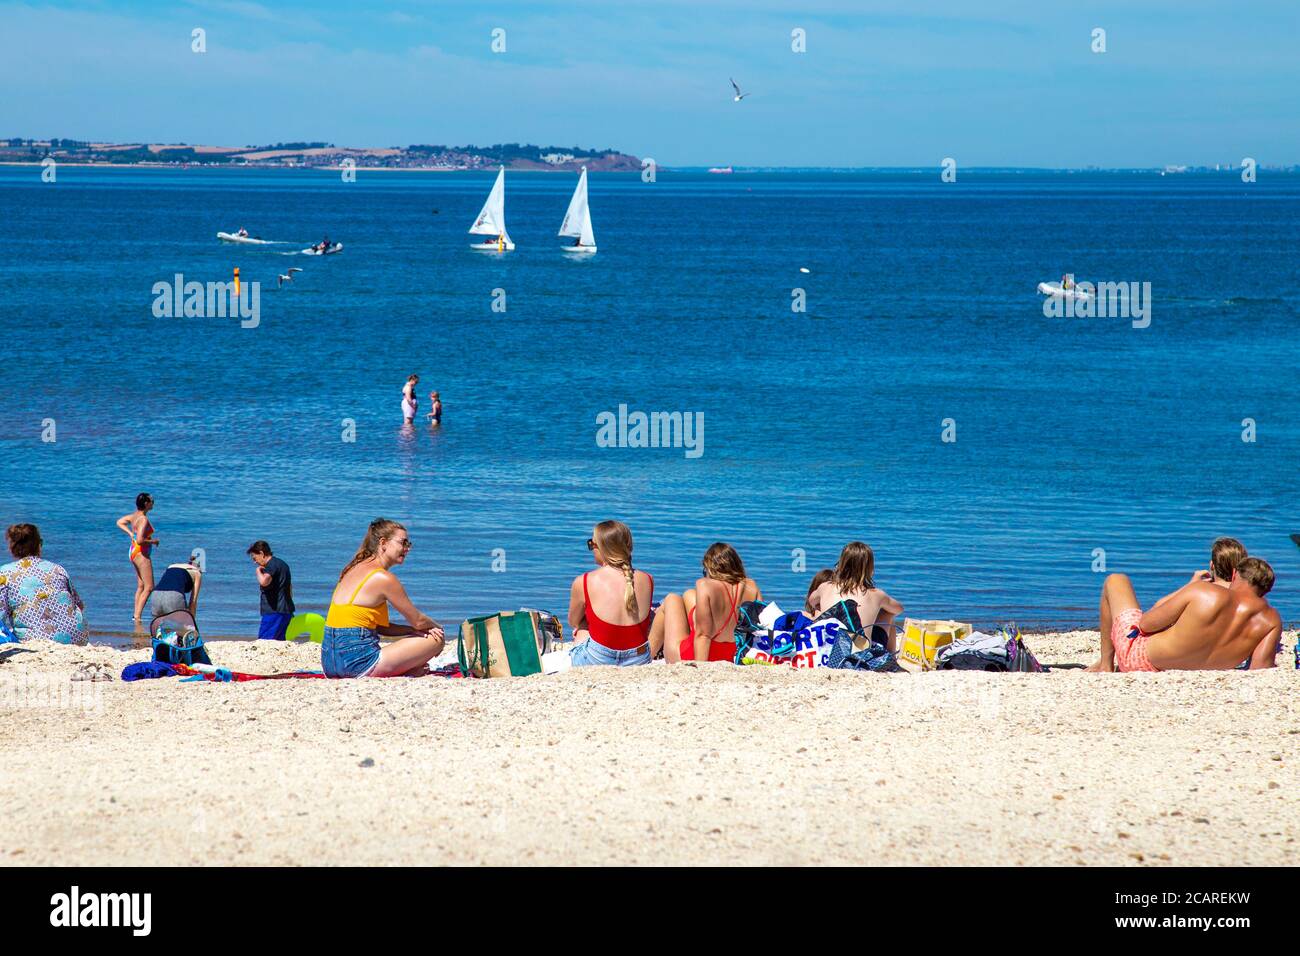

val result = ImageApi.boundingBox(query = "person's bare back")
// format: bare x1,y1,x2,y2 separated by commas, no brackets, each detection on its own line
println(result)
811,582,902,645
1145,579,1281,670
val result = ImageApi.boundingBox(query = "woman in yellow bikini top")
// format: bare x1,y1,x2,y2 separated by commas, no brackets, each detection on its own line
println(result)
326,568,393,629
321,518,446,679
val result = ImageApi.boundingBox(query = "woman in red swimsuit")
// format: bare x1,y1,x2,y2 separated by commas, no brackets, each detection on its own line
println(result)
567,520,655,667
656,542,762,664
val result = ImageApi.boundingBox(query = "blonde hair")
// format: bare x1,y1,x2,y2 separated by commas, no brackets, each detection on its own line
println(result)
593,520,638,616
702,542,747,585
833,541,875,592
1210,537,1247,581
338,518,405,582
1236,557,1274,596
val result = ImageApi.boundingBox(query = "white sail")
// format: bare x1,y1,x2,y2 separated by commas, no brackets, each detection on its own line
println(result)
558,167,595,248
469,166,510,241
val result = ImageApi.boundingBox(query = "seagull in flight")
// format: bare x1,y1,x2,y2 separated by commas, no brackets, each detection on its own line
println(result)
730,78,751,102
277,267,303,288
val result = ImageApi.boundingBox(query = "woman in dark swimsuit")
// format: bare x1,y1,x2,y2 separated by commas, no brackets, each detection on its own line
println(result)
150,552,203,619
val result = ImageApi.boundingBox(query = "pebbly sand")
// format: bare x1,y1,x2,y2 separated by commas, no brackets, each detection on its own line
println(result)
1,631,1296,867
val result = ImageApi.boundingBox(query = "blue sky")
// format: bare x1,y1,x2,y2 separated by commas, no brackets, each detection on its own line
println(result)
2,0,1297,166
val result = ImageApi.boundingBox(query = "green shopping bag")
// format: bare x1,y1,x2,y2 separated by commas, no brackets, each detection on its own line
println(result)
458,610,546,678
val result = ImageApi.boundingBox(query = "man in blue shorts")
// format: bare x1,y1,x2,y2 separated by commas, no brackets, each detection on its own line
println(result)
247,540,295,640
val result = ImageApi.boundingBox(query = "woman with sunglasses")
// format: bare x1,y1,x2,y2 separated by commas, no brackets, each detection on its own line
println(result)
567,520,655,666
322,518,445,678
655,542,762,664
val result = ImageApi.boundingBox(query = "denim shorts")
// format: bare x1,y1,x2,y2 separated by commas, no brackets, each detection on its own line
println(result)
322,626,381,678
570,638,650,667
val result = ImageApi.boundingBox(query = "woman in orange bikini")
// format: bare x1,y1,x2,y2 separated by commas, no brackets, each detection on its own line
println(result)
656,542,762,664
567,520,655,667
115,492,158,622
322,518,446,678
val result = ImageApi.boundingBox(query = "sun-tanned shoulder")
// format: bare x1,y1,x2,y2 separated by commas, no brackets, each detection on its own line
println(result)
1187,580,1230,605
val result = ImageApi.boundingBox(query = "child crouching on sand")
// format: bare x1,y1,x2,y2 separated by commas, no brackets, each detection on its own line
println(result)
322,519,445,678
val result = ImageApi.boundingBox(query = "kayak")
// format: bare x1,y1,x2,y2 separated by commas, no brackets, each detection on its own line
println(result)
1037,281,1093,301
301,243,344,256
217,232,274,245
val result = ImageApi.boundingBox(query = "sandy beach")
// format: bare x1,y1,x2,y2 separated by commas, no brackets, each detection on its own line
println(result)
1,631,1295,867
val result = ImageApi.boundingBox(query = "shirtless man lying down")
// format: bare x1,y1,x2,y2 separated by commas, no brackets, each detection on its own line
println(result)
1088,557,1281,672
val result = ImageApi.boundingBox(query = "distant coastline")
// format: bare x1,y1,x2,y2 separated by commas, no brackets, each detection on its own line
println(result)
0,138,642,172
4,161,1298,175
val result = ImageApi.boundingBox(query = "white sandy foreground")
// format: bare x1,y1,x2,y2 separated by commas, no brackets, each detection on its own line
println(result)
1,631,1296,867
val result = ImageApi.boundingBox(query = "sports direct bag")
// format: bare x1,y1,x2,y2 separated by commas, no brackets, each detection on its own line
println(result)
458,610,547,678
736,600,863,669
900,618,971,670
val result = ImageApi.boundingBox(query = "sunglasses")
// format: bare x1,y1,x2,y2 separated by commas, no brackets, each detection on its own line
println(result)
586,538,596,551
395,538,412,549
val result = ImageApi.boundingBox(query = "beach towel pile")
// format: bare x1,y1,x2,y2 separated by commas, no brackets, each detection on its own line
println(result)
934,631,1046,672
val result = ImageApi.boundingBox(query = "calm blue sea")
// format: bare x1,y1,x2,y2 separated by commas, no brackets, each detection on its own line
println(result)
1,166,1297,638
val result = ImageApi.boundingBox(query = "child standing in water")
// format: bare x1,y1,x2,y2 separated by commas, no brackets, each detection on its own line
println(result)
427,391,442,426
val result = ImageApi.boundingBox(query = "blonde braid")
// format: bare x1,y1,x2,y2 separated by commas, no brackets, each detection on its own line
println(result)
613,560,639,617
592,519,639,616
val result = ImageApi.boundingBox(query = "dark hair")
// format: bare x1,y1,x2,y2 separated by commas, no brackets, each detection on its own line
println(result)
5,523,42,559
136,492,153,510
805,568,833,614
246,540,272,557
1236,557,1274,596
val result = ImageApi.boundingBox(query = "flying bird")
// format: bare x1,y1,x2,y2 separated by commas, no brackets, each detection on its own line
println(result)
730,78,750,102
277,267,303,288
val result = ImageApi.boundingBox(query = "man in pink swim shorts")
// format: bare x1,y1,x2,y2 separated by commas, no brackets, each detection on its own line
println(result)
1087,558,1281,673
1106,606,1158,672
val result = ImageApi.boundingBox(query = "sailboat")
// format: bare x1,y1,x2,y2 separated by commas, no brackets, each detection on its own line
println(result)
558,167,596,254
469,166,514,251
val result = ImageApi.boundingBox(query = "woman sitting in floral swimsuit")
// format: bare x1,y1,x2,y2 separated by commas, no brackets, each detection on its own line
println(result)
0,523,89,645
